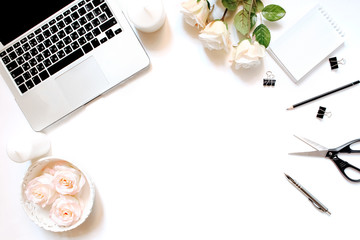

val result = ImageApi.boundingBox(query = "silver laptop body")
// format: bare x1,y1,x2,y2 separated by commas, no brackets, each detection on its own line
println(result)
0,0,150,131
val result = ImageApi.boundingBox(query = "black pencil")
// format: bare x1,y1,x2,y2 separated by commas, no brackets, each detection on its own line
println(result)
287,80,360,110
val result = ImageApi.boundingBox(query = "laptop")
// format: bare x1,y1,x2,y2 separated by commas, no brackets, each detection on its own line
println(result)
0,0,150,131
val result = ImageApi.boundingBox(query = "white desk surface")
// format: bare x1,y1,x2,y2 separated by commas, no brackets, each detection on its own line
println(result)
1,0,360,239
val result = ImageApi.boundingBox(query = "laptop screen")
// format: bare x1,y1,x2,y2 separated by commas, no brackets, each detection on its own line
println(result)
0,0,74,46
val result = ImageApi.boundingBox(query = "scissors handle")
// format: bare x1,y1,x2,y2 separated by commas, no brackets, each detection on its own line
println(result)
331,155,360,182
330,138,360,154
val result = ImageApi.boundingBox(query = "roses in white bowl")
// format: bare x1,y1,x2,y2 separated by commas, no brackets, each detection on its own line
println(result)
21,157,95,232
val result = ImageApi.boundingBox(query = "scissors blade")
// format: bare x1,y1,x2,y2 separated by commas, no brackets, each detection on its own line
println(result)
289,150,328,158
294,135,328,151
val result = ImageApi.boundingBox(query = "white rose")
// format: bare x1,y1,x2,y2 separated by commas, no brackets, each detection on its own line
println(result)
52,164,85,195
231,39,265,69
181,0,210,29
199,20,230,51
50,195,82,227
25,174,57,208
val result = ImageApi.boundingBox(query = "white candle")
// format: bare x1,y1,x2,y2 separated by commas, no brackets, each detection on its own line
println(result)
7,131,51,163
127,0,166,33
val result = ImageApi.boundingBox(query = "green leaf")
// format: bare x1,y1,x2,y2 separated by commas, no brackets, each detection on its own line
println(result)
261,4,286,21
250,12,257,30
222,0,239,11
234,9,250,35
243,0,257,13
256,0,264,13
253,24,271,48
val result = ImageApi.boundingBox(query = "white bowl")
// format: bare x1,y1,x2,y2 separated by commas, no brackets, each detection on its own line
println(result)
20,157,95,232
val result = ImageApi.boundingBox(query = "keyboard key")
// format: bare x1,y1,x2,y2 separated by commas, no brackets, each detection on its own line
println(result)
100,3,113,18
85,22,93,31
23,53,32,61
78,37,87,45
43,49,51,58
50,55,59,63
36,34,45,42
64,10,71,16
33,75,41,85
37,43,45,52
71,12,80,20
91,38,100,48
23,62,31,71
93,7,102,16
44,59,52,67
71,5,78,12
16,56,25,65
99,13,107,23
19,84,27,93
11,66,24,78
105,29,114,39
25,80,34,89
27,33,35,39
29,39,38,47
85,32,94,41
39,70,50,81
42,24,49,30
93,0,105,7
64,26,73,34
56,41,65,49
64,46,73,54
30,67,38,76
57,20,66,29
63,36,72,45
57,50,66,58
49,19,56,25
50,25,59,34
64,16,72,25
48,48,84,75
92,28,101,36
0,51,6,57
43,30,51,38
15,75,25,85
86,12,94,21
9,51,17,60
72,21,81,30
71,41,80,50
77,27,86,36
29,58,37,67
6,61,18,71
44,39,52,47
36,63,45,71
2,56,10,64
23,43,31,51
114,28,122,34
35,29,42,35
30,48,39,57
100,37,107,43
85,3,94,11
82,42,93,53
35,54,44,62
23,71,31,79
70,32,79,40
99,18,117,32
49,45,58,54
79,7,87,16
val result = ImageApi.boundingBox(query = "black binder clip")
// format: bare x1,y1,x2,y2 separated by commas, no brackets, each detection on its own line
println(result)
263,71,276,86
329,57,345,70
316,106,332,119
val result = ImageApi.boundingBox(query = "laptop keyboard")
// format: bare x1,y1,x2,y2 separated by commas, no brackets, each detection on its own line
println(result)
0,0,122,94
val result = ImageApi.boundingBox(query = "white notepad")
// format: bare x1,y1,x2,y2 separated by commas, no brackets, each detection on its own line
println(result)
267,4,345,82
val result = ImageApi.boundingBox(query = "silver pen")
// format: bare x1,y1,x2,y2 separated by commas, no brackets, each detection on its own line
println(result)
284,173,331,215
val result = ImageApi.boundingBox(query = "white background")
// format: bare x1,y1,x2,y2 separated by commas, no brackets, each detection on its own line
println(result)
1,0,360,239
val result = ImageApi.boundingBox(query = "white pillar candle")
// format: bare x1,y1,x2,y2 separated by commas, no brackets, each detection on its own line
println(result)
127,0,166,33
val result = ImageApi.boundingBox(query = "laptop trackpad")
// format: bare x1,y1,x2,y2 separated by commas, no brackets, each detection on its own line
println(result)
55,56,109,106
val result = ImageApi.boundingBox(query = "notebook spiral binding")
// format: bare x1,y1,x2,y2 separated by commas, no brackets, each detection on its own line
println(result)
318,6,345,38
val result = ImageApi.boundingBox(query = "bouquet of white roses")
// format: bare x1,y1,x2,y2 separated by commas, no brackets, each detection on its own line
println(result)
181,0,285,69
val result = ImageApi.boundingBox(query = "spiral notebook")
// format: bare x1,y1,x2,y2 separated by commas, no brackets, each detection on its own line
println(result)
267,4,345,82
